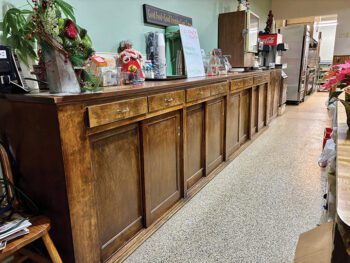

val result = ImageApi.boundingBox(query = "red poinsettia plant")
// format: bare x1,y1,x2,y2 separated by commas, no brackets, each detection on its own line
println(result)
322,61,350,91
64,20,78,39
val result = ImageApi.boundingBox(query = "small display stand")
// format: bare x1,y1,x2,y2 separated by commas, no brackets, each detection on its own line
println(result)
165,25,205,79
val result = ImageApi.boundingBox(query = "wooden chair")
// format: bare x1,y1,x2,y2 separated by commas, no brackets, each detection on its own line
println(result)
0,144,62,263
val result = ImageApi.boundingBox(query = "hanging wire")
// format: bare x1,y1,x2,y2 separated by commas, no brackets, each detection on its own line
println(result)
0,174,39,223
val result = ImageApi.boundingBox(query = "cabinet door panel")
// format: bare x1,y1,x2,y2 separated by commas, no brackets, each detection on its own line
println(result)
143,111,181,226
226,92,240,156
186,105,204,190
251,87,259,137
269,70,281,119
206,98,225,175
239,90,250,143
91,124,143,261
258,84,267,130
268,82,274,120
273,74,281,117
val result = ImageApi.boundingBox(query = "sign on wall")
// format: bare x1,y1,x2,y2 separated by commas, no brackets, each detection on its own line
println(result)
143,4,192,27
179,25,205,78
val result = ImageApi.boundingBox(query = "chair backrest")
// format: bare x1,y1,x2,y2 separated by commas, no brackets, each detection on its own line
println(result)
0,143,16,205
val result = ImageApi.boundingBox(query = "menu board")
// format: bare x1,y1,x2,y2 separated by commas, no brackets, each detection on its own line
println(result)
143,4,192,27
179,25,205,78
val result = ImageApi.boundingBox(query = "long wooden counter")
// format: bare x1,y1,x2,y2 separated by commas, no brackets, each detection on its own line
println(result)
0,69,282,262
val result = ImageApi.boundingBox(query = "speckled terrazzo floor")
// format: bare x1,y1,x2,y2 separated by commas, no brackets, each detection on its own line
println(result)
124,92,331,263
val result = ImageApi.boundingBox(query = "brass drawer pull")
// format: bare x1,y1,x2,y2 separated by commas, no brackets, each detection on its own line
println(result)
164,98,174,103
116,107,130,114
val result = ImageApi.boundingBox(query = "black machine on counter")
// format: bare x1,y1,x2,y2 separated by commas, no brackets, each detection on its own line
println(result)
0,45,29,93
257,34,288,114
258,33,288,69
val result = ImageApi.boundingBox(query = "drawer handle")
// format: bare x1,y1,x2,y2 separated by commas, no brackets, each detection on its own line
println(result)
164,98,174,103
116,107,130,114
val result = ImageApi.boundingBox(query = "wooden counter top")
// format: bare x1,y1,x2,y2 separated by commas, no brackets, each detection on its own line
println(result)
1,70,274,105
337,94,350,226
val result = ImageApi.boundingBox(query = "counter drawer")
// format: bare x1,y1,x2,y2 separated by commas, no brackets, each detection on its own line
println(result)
88,97,148,127
254,75,270,85
230,79,244,91
148,90,185,112
211,82,229,96
186,86,212,102
243,77,254,87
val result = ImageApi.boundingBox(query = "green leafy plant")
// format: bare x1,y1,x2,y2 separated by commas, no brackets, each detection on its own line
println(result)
1,1,77,65
2,7,36,66
54,0,76,22
2,0,97,91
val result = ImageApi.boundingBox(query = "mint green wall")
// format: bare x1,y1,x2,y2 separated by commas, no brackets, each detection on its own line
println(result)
1,0,272,54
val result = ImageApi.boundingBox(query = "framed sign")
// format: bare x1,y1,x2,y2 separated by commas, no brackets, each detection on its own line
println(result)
179,25,205,78
143,4,192,27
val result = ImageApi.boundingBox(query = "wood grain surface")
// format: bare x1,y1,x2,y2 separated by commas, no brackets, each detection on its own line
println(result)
0,70,281,262
337,93,350,227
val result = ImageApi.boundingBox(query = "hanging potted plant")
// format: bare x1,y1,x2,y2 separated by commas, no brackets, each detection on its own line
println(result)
2,0,98,93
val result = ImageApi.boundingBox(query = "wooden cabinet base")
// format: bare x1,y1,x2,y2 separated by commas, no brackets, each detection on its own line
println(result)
0,70,281,262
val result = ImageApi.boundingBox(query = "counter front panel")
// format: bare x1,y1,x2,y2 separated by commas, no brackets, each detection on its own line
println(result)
0,70,282,262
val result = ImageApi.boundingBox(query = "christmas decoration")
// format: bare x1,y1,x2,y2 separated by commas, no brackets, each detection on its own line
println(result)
118,41,145,84
2,0,98,92
64,20,79,39
264,10,274,34
237,0,247,11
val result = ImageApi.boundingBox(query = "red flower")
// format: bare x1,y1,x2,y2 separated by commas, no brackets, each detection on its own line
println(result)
65,20,78,39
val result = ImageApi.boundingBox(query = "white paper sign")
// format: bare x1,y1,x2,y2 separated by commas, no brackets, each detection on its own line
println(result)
0,50,7,59
179,25,205,78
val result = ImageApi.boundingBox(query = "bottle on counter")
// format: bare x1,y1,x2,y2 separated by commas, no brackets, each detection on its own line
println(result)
143,60,155,79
